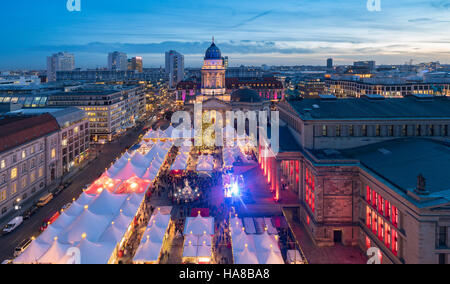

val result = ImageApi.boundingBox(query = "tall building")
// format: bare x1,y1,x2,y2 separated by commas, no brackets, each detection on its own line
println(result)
198,39,227,101
327,58,333,69
165,50,185,88
129,57,143,73
0,109,89,217
47,52,75,82
108,52,128,71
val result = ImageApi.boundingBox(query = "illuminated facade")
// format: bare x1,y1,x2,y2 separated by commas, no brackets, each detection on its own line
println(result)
197,39,229,102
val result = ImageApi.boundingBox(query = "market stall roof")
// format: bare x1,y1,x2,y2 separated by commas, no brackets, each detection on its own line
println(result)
196,155,214,172
13,239,50,264
76,237,116,264
142,225,166,244
184,214,214,236
150,211,171,229
264,218,278,235
133,236,163,263
257,248,284,264
99,222,126,244
88,189,128,216
109,160,147,181
51,211,79,230
232,228,256,253
38,225,63,244
60,208,113,243
37,238,72,264
254,231,281,253
197,242,212,258
182,241,197,258
234,246,259,264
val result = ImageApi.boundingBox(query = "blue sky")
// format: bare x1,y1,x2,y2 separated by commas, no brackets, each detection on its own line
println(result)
1,0,450,69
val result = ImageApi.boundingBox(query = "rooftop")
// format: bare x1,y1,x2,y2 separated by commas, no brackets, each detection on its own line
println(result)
0,114,60,153
343,139,450,207
8,107,87,128
288,96,450,120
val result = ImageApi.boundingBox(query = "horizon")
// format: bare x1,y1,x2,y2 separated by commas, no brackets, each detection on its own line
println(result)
1,0,450,69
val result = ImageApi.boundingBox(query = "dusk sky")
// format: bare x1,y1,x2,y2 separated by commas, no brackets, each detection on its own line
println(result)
1,0,450,69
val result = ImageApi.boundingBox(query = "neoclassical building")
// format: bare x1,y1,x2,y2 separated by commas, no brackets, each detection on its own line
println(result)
258,95,450,264
197,39,229,102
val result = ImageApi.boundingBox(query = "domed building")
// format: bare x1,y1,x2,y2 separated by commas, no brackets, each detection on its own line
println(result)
197,38,229,102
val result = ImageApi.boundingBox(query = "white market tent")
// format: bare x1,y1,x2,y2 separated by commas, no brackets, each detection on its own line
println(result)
14,189,145,264
171,152,189,171
254,231,281,254
133,209,172,264
234,245,259,265
184,214,215,236
257,247,284,264
133,236,164,263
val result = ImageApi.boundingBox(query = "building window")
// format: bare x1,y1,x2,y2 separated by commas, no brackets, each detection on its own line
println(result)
416,125,421,136
376,125,381,136
349,125,354,137
389,125,394,137
362,125,368,136
11,168,17,180
402,125,407,136
38,167,44,178
21,177,27,189
305,167,315,213
439,227,447,247
336,125,341,137
0,190,6,202
51,149,56,159
21,150,26,159
322,125,328,136
0,160,5,169
11,182,17,196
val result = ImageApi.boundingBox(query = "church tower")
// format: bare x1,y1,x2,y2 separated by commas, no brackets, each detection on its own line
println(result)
198,38,229,102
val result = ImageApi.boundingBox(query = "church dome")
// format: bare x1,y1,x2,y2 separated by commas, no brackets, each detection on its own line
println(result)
231,88,264,103
205,42,222,60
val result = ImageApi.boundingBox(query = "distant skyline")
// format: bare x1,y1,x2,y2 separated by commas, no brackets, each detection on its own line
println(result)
1,0,450,70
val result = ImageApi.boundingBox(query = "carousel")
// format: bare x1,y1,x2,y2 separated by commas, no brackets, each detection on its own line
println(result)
174,180,201,204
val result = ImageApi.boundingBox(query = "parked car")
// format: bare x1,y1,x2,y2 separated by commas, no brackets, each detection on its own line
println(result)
2,216,23,235
36,193,53,207
52,187,63,196
23,205,39,220
39,211,60,232
14,238,32,257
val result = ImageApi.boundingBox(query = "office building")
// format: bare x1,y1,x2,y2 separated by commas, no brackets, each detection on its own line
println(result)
108,52,128,71
165,50,185,88
47,52,75,82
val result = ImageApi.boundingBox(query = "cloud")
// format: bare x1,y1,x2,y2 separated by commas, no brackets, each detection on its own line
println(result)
33,40,315,55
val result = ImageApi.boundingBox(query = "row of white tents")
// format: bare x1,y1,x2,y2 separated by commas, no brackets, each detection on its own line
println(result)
133,208,172,264
14,190,145,264
182,213,215,263
170,146,192,171
229,216,284,264
106,141,172,182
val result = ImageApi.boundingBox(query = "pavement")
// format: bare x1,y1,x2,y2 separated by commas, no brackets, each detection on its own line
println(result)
0,121,149,262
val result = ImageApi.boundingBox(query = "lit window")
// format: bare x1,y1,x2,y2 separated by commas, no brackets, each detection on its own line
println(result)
62,139,68,147
0,190,6,202
21,177,27,188
22,150,26,159
38,167,44,178
11,182,17,195
0,160,5,169
51,149,56,159
11,168,17,180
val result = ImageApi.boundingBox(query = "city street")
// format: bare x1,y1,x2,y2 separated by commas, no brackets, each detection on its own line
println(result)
0,123,149,262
